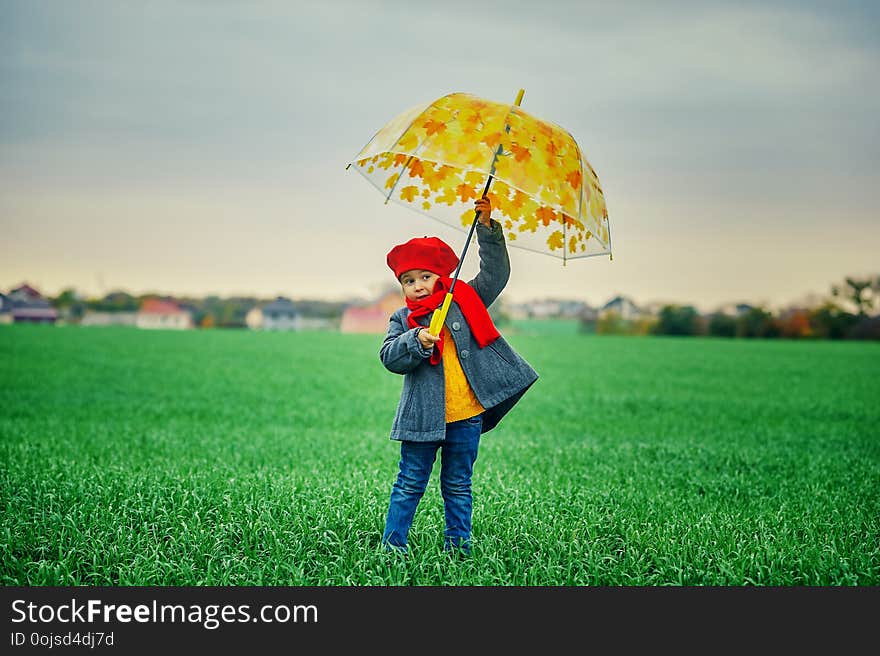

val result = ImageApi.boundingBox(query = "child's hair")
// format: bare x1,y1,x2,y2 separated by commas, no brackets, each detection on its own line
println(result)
386,236,458,280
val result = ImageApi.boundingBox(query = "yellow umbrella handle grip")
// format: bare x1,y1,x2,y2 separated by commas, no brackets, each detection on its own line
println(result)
428,293,453,336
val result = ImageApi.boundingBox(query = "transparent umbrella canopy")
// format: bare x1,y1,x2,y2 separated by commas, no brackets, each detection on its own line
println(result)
347,89,612,333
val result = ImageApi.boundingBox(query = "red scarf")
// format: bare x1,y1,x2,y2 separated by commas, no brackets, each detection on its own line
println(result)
406,277,500,365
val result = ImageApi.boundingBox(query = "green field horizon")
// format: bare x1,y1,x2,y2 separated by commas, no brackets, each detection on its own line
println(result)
2,324,878,585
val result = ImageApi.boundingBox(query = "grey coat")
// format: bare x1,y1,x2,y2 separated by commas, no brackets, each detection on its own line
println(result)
379,219,539,442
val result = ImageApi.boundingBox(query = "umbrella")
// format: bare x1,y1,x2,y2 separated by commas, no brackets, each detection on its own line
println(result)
346,89,611,334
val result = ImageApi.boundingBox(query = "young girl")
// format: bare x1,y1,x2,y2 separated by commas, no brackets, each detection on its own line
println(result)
380,196,539,554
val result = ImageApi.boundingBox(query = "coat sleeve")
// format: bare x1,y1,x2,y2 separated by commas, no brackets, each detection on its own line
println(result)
379,310,433,375
467,219,511,308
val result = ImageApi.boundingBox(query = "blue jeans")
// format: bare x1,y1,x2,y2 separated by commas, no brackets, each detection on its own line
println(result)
382,414,482,553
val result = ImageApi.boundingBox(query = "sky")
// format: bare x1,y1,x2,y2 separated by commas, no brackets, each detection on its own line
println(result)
1,0,878,312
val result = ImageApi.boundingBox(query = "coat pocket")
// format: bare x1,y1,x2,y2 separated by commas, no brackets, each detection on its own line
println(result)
488,341,514,366
399,383,416,417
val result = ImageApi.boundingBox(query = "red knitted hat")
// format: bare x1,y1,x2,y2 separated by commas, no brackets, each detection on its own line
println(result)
387,236,459,280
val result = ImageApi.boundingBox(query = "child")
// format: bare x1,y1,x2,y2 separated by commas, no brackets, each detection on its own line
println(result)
379,196,539,554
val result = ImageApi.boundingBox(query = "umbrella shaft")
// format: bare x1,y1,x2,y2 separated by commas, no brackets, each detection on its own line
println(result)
449,90,523,293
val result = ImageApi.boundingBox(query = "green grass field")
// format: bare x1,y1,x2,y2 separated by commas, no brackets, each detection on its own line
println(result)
1,324,878,585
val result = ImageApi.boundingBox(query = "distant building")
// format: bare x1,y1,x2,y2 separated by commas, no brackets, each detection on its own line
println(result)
136,298,193,330
578,305,599,322
526,300,564,319
246,296,333,331
81,311,138,327
262,296,298,330
0,293,12,324
340,289,403,334
6,283,58,324
600,295,642,320
507,298,594,320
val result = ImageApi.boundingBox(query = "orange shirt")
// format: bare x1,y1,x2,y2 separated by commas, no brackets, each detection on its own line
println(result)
441,327,485,422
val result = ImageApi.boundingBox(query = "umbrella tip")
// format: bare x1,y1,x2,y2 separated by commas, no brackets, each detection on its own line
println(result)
345,163,351,170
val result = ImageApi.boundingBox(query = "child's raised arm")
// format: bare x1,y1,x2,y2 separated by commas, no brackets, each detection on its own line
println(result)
467,197,511,307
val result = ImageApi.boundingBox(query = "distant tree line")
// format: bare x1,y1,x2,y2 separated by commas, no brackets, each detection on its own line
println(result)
44,273,878,339
590,275,880,340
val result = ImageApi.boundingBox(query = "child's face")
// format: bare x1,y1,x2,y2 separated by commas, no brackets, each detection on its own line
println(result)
399,269,440,302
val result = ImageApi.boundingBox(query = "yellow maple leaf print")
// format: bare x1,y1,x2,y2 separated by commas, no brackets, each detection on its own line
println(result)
384,173,399,190
492,155,512,180
509,189,528,210
420,162,442,191
486,190,506,217
400,186,419,203
536,206,557,227
491,179,510,199
510,143,531,163
456,183,478,203
539,185,559,207
377,153,396,170
423,119,447,137
520,213,539,233
397,132,418,151
464,170,486,186
481,132,503,151
436,187,457,206
558,188,576,215
547,230,564,251
459,108,481,131
435,165,455,182
408,159,424,178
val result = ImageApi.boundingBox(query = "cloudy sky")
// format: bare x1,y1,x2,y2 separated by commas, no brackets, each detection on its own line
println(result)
2,0,878,311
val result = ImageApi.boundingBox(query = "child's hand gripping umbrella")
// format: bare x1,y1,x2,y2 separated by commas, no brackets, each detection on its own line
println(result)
347,89,612,335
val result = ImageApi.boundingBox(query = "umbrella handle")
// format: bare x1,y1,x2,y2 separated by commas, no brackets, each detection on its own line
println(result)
428,293,453,336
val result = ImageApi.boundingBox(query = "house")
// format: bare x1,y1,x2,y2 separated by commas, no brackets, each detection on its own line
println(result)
246,297,334,331
339,289,403,334
0,293,12,325
507,298,594,320
136,298,193,330
80,311,138,327
6,283,58,324
247,296,298,331
600,295,642,320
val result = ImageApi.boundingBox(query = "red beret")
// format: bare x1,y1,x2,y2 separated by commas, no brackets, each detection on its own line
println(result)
387,236,459,280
